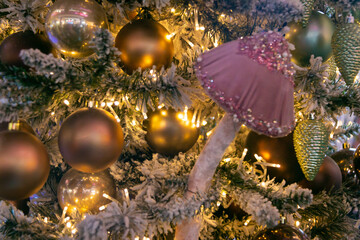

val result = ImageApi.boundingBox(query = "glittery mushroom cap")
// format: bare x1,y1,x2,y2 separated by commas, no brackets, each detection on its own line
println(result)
195,31,295,137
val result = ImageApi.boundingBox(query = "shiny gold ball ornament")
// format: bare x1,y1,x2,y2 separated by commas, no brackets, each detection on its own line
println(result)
286,11,335,66
58,108,124,173
0,131,50,200
254,224,309,240
45,0,108,58
57,169,116,214
145,109,200,156
294,119,329,181
115,19,174,74
332,21,360,85
0,120,35,136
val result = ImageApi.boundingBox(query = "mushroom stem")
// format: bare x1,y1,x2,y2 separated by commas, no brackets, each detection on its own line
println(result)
175,113,241,240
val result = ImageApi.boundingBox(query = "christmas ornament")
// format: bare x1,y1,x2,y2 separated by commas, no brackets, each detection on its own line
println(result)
254,224,309,240
330,143,356,183
45,0,108,58
145,108,199,156
352,144,360,180
58,108,124,173
245,131,305,184
299,156,342,194
0,31,55,68
325,56,338,80
331,19,360,85
0,120,35,136
301,0,315,27
8,198,30,215
115,19,174,74
286,11,335,66
57,169,116,214
196,31,295,137
0,131,50,200
294,119,329,181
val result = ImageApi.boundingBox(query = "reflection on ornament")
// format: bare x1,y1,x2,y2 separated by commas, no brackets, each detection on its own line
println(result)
0,31,56,68
58,108,124,173
286,11,335,66
145,108,199,156
330,144,356,184
115,19,174,74
245,131,305,184
45,0,108,58
254,224,309,240
0,131,50,200
0,120,35,136
57,169,116,214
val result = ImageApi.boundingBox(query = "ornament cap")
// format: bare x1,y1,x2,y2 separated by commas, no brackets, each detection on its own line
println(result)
343,142,350,149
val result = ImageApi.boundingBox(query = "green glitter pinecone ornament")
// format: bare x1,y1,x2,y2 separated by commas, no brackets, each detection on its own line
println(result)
332,21,360,85
301,0,315,27
294,119,329,181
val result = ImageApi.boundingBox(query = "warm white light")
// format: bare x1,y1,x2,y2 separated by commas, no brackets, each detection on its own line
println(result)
66,222,72,228
171,8,176,13
64,100,70,106
99,205,106,211
296,221,300,227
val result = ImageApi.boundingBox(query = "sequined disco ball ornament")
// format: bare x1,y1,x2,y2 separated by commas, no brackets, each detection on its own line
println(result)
286,11,335,67
253,224,309,240
195,31,295,137
330,144,356,184
58,108,124,173
245,131,305,184
332,20,360,85
0,131,50,200
294,119,329,181
45,0,108,58
57,169,116,214
115,19,174,74
298,156,342,194
0,30,56,68
145,108,200,156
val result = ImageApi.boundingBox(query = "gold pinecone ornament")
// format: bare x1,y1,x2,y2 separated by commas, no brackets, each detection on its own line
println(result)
332,19,360,85
301,0,315,27
294,119,329,181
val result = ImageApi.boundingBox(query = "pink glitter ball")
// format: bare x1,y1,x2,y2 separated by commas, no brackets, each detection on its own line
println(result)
195,31,295,137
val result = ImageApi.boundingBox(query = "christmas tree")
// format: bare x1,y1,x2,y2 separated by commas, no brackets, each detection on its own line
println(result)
0,0,360,239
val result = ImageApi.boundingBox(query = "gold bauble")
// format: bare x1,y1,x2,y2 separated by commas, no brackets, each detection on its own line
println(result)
115,19,174,74
45,0,108,58
57,169,116,214
145,109,199,156
0,120,35,135
254,224,309,240
286,11,335,66
0,131,50,200
58,108,124,173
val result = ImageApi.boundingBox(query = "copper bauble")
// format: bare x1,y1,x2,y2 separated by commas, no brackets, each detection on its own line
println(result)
330,147,356,183
254,224,309,240
45,0,108,58
58,108,124,173
8,198,30,215
57,169,116,214
298,156,342,194
115,19,174,74
245,131,305,184
0,131,50,200
145,109,200,156
352,145,360,180
286,11,335,66
0,31,55,68
0,120,35,135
